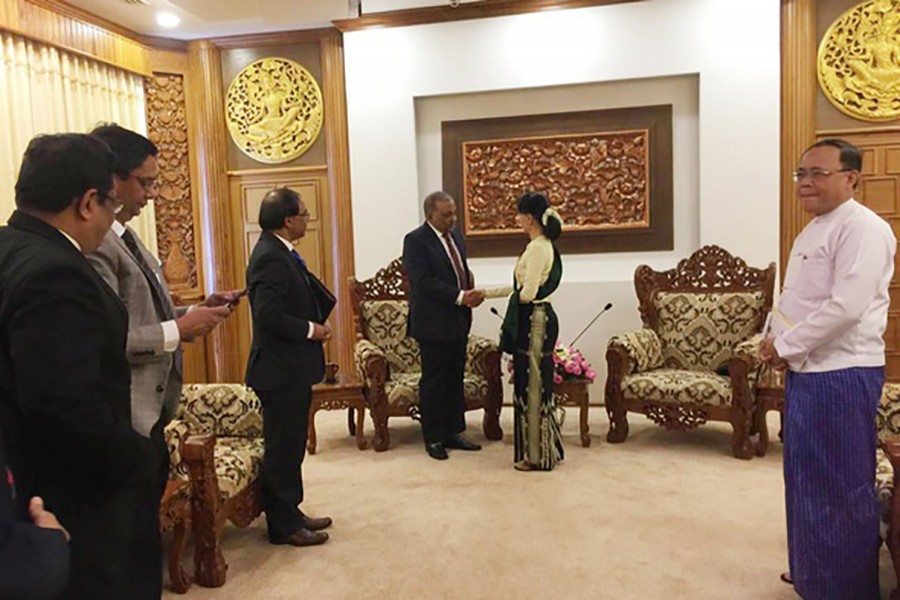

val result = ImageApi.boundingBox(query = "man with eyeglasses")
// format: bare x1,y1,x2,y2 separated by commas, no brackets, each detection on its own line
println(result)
0,133,139,599
87,124,239,599
760,138,895,599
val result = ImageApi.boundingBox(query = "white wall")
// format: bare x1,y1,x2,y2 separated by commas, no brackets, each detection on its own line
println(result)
343,0,781,402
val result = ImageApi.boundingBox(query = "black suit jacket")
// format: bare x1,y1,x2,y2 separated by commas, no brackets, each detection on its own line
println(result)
245,231,326,391
402,223,472,343
0,429,69,600
0,211,137,503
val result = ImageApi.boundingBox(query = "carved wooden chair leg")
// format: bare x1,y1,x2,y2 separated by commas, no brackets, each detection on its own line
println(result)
193,522,227,588
755,403,770,457
370,399,390,452
730,409,754,460
168,519,193,594
347,407,356,436
579,397,591,447
482,390,503,441
605,393,628,443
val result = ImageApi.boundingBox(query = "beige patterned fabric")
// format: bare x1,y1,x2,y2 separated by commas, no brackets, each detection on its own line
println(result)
164,419,191,482
360,300,421,373
876,447,894,515
213,437,264,501
733,333,762,365
878,383,900,441
466,336,498,377
178,384,263,438
621,369,732,407
385,372,490,408
655,291,764,371
608,329,663,374
354,339,387,385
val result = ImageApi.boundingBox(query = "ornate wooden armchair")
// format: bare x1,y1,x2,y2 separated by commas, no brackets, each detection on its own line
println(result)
349,258,503,451
875,384,900,598
604,245,776,459
178,384,264,588
160,419,193,593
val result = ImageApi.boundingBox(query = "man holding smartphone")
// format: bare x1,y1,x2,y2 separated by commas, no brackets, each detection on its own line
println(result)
87,124,241,599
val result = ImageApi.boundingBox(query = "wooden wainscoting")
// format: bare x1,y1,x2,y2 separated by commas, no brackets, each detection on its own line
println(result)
227,166,336,376
818,128,900,380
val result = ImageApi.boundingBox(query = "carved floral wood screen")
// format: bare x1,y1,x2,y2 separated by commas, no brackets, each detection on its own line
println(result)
145,73,199,291
442,105,673,257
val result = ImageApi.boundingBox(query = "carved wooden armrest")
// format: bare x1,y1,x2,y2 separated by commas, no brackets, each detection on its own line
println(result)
183,434,222,516
732,333,762,369
884,439,900,471
354,339,388,387
607,329,663,376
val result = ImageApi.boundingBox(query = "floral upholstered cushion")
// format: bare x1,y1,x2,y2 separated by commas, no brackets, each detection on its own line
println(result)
384,372,490,407
465,336,499,376
179,384,263,438
164,419,191,482
608,329,663,374
214,437,264,501
360,300,421,373
876,446,894,518
621,369,733,407
878,383,900,441
654,291,765,372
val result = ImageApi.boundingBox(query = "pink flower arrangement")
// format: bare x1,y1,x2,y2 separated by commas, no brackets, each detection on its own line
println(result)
553,342,596,384
505,342,596,384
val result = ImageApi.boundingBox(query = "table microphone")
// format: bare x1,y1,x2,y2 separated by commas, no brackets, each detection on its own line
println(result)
489,307,502,319
570,302,613,346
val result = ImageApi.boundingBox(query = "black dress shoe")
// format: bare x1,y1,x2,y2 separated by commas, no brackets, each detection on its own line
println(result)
426,442,448,460
270,527,329,547
444,434,481,451
300,514,333,531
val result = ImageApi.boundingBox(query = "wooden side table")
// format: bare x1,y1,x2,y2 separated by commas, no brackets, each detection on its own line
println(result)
553,379,592,447
309,374,368,454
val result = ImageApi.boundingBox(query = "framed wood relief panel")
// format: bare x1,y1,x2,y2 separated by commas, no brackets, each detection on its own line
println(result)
442,105,673,257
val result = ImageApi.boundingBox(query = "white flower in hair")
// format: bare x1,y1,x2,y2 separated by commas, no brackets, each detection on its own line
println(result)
541,207,563,226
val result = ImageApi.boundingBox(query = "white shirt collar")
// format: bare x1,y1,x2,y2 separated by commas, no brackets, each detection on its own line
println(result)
272,232,296,253
111,220,126,237
427,222,449,239
56,228,82,252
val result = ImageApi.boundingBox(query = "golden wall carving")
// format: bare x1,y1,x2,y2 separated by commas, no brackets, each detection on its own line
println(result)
462,130,649,236
145,72,198,290
225,57,324,164
818,0,900,122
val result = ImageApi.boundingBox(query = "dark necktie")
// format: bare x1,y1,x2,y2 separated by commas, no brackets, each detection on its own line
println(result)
442,231,469,290
290,248,307,270
121,228,176,321
289,247,323,322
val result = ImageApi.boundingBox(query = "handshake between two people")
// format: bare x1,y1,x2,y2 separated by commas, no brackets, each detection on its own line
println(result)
462,289,486,308
176,289,246,342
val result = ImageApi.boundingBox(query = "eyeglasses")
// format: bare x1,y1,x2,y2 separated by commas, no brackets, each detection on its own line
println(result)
290,210,310,220
131,175,157,191
791,168,854,183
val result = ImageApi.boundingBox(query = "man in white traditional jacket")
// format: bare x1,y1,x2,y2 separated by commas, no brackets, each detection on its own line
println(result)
760,138,895,599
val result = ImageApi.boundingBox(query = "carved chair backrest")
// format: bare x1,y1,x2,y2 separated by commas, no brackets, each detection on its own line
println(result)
178,384,263,438
633,245,776,371
348,258,422,372
878,383,900,441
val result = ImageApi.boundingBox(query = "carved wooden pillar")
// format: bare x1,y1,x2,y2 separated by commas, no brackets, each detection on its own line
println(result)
321,33,356,375
780,0,817,279
187,40,241,382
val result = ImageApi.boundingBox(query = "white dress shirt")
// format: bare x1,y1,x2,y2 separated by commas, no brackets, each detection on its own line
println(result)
426,222,466,305
272,232,316,339
111,220,181,353
774,199,896,372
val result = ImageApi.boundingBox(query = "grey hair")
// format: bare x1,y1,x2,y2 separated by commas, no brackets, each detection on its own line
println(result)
423,191,454,218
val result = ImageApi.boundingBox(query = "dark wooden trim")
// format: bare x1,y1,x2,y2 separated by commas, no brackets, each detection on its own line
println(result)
141,35,188,52
442,104,673,257
333,0,641,32
209,27,340,49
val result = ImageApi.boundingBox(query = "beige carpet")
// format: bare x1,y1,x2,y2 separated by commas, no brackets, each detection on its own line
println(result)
163,411,897,599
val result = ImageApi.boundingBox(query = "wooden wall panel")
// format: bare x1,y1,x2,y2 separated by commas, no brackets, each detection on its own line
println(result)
0,0,151,75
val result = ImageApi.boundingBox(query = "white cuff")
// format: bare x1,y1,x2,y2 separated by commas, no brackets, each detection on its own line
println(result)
162,320,180,352
456,290,465,305
307,322,316,339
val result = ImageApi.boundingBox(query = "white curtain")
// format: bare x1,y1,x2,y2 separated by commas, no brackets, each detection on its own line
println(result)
0,31,157,253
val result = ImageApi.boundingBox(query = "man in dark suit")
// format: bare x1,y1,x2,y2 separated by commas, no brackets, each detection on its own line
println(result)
88,124,235,600
0,133,139,599
402,191,485,460
0,428,70,600
246,188,334,547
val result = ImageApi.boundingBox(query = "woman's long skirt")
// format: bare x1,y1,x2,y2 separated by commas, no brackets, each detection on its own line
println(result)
512,302,564,470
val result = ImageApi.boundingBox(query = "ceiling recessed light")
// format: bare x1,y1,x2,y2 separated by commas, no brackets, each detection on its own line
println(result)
156,12,180,28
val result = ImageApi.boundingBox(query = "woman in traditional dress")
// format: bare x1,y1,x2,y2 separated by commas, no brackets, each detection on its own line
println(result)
484,192,564,471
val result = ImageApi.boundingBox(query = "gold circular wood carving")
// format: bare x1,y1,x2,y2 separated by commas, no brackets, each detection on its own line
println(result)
818,0,900,122
225,57,324,163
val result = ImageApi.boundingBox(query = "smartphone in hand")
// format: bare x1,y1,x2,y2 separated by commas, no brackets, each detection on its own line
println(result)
227,289,248,307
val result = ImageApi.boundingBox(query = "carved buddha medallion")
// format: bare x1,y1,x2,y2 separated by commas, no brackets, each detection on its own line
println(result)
226,57,324,163
818,0,900,122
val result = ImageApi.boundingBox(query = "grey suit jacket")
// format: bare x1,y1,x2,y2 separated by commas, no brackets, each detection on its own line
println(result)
88,227,187,437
